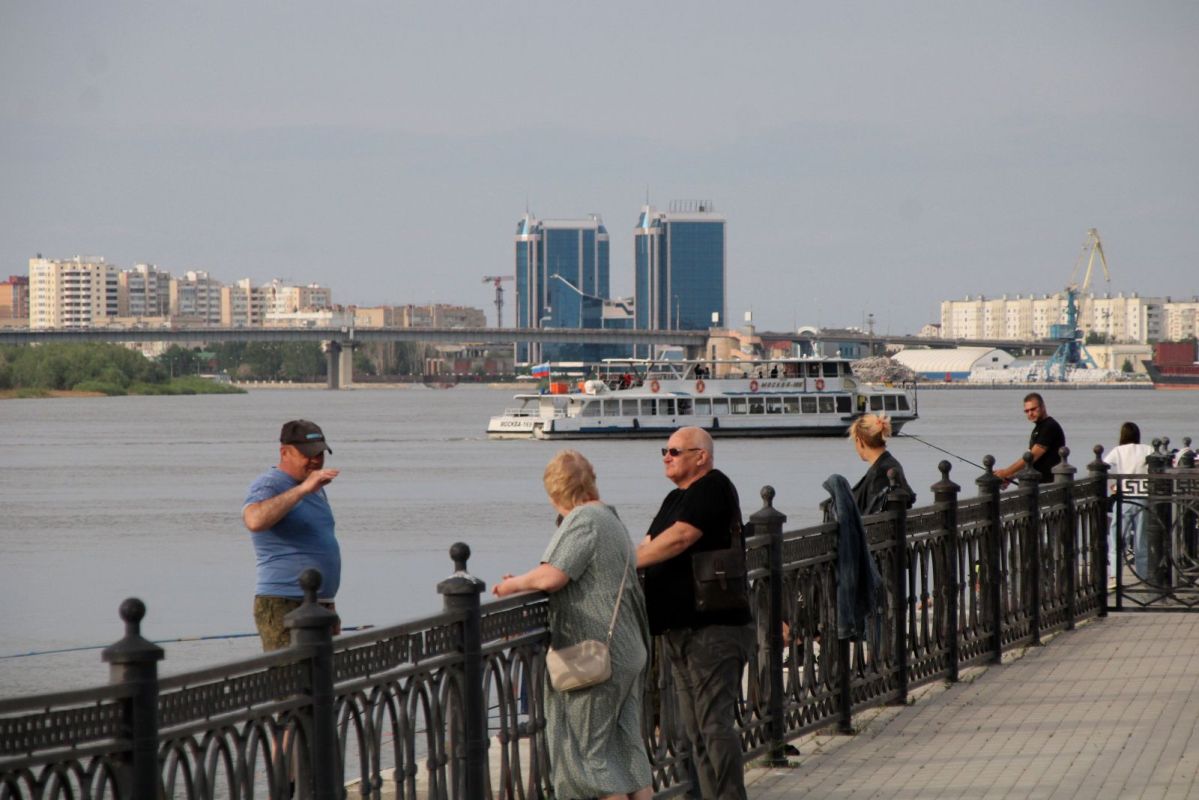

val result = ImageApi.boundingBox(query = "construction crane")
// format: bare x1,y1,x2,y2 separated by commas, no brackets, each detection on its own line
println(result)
481,275,513,327
1045,228,1111,380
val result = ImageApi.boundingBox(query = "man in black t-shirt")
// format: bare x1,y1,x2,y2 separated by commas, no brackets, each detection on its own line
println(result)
637,426,753,800
996,392,1067,484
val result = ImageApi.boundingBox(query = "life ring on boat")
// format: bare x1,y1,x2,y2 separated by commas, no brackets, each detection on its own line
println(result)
815,378,825,391
650,379,660,393
749,379,759,393
695,379,706,393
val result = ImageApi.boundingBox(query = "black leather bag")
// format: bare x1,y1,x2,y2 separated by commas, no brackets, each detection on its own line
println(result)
690,485,750,612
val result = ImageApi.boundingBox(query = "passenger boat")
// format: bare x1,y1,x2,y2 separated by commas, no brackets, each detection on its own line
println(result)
486,358,918,440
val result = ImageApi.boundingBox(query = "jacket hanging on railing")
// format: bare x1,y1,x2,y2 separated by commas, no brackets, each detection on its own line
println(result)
822,474,884,640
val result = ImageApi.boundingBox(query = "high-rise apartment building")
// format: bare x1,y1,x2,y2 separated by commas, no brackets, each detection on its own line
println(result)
940,292,1183,344
0,275,29,324
118,264,172,318
634,201,726,331
169,271,223,325
220,278,267,326
29,256,119,329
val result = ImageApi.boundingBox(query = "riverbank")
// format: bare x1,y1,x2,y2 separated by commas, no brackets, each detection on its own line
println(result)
918,381,1152,390
0,388,106,399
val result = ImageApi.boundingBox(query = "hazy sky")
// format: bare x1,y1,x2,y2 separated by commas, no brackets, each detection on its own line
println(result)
2,2,1196,333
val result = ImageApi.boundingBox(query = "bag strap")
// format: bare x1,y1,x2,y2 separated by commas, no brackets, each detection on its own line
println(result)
728,482,744,548
606,542,633,645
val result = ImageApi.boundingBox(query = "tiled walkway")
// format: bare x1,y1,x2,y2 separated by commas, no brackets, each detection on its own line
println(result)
745,613,1199,799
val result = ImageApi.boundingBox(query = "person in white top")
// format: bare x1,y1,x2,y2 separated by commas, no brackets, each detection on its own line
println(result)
1103,422,1154,580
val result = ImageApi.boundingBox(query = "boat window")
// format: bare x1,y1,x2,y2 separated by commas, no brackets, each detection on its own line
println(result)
819,396,835,413
695,398,711,414
602,399,619,416
836,396,851,413
783,396,800,414
582,402,601,417
884,395,897,411
823,362,839,378
806,363,820,377
731,397,748,414
712,398,729,416
641,399,657,416
660,398,676,415
677,398,693,415
897,396,910,411
748,397,765,414
784,363,801,378
766,396,783,414
621,399,639,415
870,396,884,411
801,396,817,413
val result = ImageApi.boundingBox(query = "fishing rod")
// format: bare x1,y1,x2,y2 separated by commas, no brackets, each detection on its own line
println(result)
0,625,376,660
895,432,986,471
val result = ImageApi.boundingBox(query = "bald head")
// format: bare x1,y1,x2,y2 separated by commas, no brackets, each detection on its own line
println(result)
664,426,715,488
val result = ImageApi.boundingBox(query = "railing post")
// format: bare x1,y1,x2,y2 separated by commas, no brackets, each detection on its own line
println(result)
1179,444,1197,561
438,543,487,800
286,569,340,800
886,470,913,706
1016,452,1043,646
749,486,789,764
102,598,164,800
1053,447,1078,629
1145,440,1173,588
976,455,1004,664
1087,445,1111,616
931,461,961,682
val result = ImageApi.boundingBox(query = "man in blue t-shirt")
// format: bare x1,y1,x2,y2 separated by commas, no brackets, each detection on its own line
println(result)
243,419,341,651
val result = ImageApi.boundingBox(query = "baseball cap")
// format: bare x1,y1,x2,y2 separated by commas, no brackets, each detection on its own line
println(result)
280,419,333,457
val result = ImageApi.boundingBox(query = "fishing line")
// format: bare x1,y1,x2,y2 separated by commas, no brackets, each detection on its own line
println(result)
895,432,986,471
0,625,375,660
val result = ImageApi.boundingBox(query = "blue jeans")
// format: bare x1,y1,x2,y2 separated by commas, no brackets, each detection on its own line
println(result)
1109,498,1148,578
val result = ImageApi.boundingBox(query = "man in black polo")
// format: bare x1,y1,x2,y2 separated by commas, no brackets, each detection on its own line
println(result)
996,392,1066,484
637,426,753,800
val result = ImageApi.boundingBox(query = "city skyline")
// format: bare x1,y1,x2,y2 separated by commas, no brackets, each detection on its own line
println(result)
1,3,1196,334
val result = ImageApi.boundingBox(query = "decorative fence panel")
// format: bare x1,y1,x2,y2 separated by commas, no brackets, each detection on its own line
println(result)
5,447,1195,800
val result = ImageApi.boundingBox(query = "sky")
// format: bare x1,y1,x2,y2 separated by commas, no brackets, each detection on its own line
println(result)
1,2,1196,334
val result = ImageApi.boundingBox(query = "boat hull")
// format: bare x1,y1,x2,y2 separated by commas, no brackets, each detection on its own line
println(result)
486,415,910,440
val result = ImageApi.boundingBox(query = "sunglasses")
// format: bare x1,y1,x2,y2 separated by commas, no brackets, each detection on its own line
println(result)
662,447,702,457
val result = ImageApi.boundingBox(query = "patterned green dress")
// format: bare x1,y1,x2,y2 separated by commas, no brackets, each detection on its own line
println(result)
541,502,653,799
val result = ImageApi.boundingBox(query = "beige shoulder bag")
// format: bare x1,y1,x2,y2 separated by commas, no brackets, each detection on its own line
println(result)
545,543,632,692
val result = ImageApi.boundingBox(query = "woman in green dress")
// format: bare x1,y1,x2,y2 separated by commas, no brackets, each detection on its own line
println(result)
494,449,653,800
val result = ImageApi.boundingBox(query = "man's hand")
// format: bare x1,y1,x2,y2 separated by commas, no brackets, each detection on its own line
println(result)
301,469,339,494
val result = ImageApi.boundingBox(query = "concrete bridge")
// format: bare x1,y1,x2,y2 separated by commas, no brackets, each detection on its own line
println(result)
0,326,1057,388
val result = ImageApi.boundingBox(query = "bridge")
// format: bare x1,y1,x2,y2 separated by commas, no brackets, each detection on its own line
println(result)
0,326,1056,388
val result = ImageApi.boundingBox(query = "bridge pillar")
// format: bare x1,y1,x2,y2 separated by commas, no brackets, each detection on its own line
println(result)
323,340,354,389
339,343,353,389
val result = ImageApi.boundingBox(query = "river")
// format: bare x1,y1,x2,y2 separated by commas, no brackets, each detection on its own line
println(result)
0,385,1192,696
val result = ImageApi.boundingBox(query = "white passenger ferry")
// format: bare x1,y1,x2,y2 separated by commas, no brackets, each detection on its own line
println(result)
487,358,917,440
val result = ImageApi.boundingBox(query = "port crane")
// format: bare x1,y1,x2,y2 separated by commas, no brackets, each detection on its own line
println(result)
481,275,514,327
1044,228,1111,380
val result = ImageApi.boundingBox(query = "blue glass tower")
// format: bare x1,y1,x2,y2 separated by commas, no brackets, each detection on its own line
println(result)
633,201,726,333
514,213,611,362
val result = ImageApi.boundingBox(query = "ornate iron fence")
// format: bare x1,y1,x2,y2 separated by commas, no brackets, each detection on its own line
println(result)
7,444,1185,800
1110,441,1199,611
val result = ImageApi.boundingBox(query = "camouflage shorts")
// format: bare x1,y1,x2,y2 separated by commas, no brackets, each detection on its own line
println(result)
253,596,338,652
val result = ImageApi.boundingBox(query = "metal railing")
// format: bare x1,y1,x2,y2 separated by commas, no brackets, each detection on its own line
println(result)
6,445,1192,799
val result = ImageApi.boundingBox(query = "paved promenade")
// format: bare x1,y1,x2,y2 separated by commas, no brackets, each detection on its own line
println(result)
745,613,1199,799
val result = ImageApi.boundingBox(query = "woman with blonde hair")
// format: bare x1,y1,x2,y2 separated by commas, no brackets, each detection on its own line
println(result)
849,414,915,514
494,449,652,800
